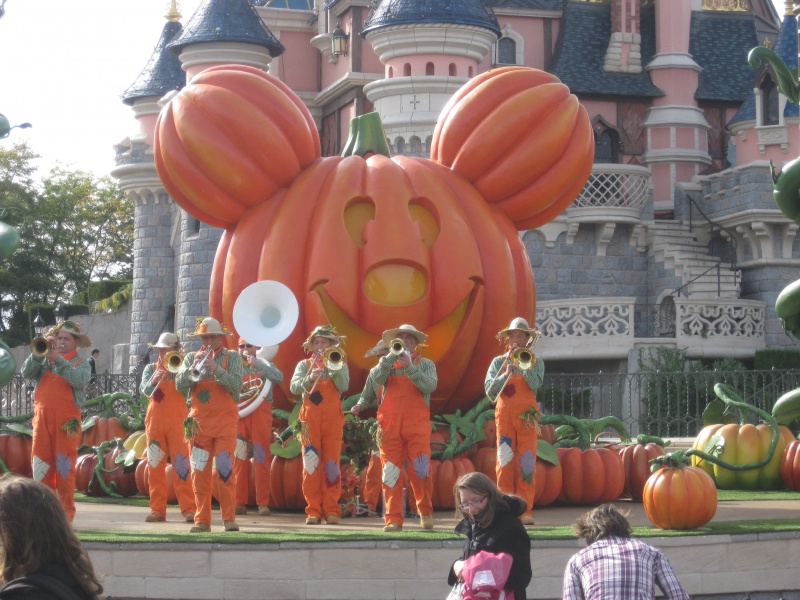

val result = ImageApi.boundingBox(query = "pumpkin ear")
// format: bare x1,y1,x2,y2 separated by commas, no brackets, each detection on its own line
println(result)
431,66,594,228
154,65,321,228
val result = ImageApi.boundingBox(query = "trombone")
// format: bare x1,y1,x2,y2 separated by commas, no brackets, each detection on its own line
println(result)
188,346,214,383
306,346,347,395
144,350,184,393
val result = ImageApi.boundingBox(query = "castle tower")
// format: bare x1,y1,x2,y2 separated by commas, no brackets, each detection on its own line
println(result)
642,0,711,217
113,2,185,372
728,0,799,166
360,0,500,156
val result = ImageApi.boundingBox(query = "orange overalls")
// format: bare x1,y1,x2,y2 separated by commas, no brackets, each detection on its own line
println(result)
495,372,539,518
187,352,239,526
234,362,281,508
143,365,196,519
30,351,85,522
362,450,382,512
378,357,433,527
298,364,345,521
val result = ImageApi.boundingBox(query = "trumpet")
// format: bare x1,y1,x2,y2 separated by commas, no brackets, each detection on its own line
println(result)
189,346,213,383
31,337,54,358
488,331,541,403
388,338,406,356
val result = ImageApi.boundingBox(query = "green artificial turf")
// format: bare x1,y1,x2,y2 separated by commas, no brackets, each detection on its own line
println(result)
716,489,800,501
75,518,800,545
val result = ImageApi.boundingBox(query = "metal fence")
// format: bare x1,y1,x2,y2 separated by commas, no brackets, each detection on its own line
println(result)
3,370,799,438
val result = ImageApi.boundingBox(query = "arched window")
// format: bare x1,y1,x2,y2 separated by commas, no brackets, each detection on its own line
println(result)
594,128,619,164
425,135,432,154
449,63,457,76
388,66,394,78
409,136,422,156
403,63,411,77
497,37,516,65
394,137,405,154
468,66,473,77
760,77,780,126
426,62,434,76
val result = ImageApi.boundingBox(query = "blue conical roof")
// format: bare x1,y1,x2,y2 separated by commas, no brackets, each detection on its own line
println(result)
122,20,185,106
168,0,285,57
362,0,501,38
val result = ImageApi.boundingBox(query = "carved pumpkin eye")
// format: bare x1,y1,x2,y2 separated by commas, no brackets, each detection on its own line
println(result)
343,200,375,248
409,201,439,247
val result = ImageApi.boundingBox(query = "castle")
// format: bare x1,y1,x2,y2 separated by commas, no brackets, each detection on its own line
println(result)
111,0,799,378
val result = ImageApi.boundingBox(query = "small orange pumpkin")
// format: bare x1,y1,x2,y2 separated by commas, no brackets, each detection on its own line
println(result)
557,446,624,505
431,457,475,509
269,454,305,510
533,457,562,507
643,452,717,530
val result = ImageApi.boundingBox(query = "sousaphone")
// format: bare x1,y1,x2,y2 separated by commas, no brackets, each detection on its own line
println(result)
232,280,299,417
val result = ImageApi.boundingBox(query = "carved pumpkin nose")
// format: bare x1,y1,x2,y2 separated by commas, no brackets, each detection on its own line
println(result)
363,265,426,304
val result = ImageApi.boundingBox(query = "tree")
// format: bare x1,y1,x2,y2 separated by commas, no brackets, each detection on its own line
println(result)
0,142,133,345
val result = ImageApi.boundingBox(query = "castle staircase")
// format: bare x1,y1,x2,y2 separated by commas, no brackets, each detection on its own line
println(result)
647,220,740,299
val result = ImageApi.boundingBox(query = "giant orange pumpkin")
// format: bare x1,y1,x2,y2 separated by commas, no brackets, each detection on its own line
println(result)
269,454,304,510
557,446,624,505
154,66,593,415
431,457,475,509
618,442,665,501
643,452,717,530
780,440,800,490
0,433,32,477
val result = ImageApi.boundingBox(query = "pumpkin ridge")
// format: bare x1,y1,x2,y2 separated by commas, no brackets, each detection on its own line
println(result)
449,83,570,181
155,109,247,227
171,93,282,204
182,84,303,187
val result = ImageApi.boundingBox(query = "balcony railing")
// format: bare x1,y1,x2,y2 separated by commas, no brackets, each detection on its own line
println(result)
572,163,650,214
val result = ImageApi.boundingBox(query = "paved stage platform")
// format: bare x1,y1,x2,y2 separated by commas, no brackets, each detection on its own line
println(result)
73,499,800,600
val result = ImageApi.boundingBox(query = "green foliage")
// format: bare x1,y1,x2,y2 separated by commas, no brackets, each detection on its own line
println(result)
87,279,131,304
638,347,749,437
538,387,592,418
0,143,133,345
754,349,800,370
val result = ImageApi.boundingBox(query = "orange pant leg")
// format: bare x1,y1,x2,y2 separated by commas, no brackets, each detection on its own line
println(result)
401,416,433,517
379,425,406,526
165,423,195,516
495,401,538,516
362,451,382,511
235,408,273,507
301,411,343,519
213,434,238,523
32,407,79,521
234,419,252,506
190,433,215,526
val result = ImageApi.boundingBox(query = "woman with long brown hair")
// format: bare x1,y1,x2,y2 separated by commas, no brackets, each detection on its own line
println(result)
0,474,103,599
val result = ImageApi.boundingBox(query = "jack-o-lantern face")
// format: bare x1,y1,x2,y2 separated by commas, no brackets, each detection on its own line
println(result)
156,65,593,415
218,155,534,414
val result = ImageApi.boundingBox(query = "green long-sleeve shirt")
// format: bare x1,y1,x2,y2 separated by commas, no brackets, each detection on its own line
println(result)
484,353,545,397
355,372,382,410
140,363,182,399
21,353,91,407
175,347,244,399
367,353,437,406
289,359,349,397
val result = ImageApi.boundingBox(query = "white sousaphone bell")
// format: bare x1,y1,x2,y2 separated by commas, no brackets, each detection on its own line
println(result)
232,280,299,418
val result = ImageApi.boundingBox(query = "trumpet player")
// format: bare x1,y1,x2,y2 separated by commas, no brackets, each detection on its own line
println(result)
234,337,283,517
484,317,545,526
139,333,196,524
175,317,244,533
21,320,92,522
289,325,349,525
359,324,437,533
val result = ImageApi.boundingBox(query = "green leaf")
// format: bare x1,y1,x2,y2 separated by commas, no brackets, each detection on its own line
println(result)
82,415,98,431
270,438,301,459
115,449,136,468
536,440,559,465
702,399,737,426
3,422,32,436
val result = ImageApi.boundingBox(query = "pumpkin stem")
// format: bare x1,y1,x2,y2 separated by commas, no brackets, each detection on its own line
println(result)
540,414,591,449
637,433,669,447
341,112,392,158
685,383,782,471
649,449,691,471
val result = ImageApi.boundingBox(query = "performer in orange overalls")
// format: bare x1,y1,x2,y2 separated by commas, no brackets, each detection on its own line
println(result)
234,337,283,516
365,324,437,532
21,320,92,522
176,317,243,533
484,317,544,526
140,332,196,524
289,325,349,525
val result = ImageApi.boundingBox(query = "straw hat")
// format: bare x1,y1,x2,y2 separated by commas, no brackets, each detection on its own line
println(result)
381,324,427,347
496,317,536,340
149,332,180,349
364,339,388,358
50,320,92,348
302,325,345,352
187,317,232,337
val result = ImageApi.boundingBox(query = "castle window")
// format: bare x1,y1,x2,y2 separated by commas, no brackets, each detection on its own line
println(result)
426,62,434,75
594,128,620,164
388,66,394,78
403,63,411,77
497,37,516,65
760,77,780,126
468,66,473,77
394,137,405,154
449,63,457,76
409,136,422,156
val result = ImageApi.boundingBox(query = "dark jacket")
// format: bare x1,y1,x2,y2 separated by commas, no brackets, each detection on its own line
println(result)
0,564,99,600
448,495,532,600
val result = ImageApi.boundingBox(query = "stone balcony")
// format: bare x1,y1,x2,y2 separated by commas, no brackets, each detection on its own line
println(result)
536,297,766,361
